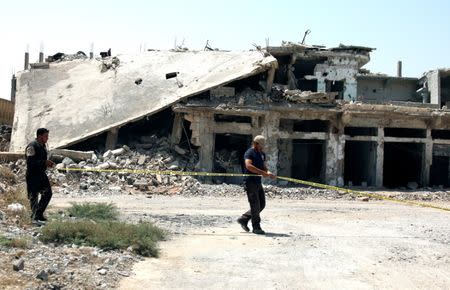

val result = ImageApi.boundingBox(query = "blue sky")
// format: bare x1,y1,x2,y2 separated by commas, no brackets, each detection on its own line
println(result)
0,0,449,100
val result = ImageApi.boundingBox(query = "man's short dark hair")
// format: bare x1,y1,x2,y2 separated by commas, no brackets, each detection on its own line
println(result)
36,128,49,137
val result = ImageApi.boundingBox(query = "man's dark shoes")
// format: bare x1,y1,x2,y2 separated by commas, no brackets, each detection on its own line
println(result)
32,219,45,226
35,215,47,222
252,228,266,235
237,218,250,232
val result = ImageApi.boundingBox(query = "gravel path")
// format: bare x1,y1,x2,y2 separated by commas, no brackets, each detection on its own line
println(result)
51,194,450,290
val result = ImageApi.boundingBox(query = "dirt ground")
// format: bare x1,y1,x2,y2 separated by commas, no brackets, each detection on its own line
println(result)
51,194,450,290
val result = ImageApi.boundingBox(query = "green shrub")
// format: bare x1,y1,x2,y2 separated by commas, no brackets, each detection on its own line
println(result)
40,220,166,257
0,235,29,248
68,202,119,221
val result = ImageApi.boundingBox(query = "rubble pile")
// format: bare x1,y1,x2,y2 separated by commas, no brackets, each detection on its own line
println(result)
0,222,140,289
0,124,12,151
100,57,120,73
284,90,337,104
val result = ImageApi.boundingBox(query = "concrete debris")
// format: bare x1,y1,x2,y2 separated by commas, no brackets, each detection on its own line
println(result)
215,150,240,169
0,124,11,151
358,196,369,202
36,269,49,281
48,51,87,62
100,48,112,58
100,56,120,73
13,258,25,271
61,157,75,166
284,90,337,104
98,268,107,275
210,86,235,98
174,145,187,155
137,155,146,165
407,182,419,190
7,203,25,212
51,149,95,163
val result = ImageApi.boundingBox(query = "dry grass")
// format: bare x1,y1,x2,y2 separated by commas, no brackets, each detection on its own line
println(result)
3,185,28,206
0,165,16,184
0,235,29,248
2,186,31,226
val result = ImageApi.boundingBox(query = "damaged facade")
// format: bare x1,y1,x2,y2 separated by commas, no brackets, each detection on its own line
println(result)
9,42,450,189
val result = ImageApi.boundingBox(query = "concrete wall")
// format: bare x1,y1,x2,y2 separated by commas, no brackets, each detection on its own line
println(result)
357,77,419,102
427,70,441,106
309,57,359,102
0,99,14,125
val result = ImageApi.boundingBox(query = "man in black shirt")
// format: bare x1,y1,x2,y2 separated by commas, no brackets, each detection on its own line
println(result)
237,135,276,235
25,128,54,223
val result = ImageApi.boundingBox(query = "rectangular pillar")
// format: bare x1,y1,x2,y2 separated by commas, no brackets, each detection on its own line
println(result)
105,128,119,150
317,78,326,92
376,127,384,187
326,132,345,186
170,113,183,145
196,113,214,172
261,113,280,176
422,129,433,187
24,52,29,70
343,78,357,102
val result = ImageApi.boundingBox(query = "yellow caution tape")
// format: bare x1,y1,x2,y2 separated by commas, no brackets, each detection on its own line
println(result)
62,167,450,212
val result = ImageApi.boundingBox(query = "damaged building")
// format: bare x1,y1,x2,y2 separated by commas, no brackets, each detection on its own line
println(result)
8,42,450,189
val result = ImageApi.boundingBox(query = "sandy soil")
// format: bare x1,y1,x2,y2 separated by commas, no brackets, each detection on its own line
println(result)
52,195,450,290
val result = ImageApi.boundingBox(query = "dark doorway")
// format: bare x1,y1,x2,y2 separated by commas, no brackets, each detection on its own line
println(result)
291,139,325,182
326,80,345,99
344,141,377,186
430,156,449,187
383,142,424,188
214,133,252,184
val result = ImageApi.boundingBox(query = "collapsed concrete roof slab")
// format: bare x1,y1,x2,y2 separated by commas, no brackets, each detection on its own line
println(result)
10,51,276,151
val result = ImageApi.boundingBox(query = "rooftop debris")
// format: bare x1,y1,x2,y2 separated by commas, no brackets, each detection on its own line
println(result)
284,90,337,104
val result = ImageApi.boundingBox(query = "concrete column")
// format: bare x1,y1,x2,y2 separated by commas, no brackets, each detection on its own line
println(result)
265,65,276,93
24,52,29,70
397,61,402,77
10,74,16,103
39,52,44,63
427,70,441,106
326,132,345,186
170,113,183,145
375,127,384,187
262,113,280,176
287,54,298,90
105,128,119,150
422,129,433,187
317,78,326,92
277,139,293,178
197,113,214,172
343,78,357,102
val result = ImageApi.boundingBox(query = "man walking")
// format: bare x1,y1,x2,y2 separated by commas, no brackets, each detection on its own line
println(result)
25,128,54,223
237,135,276,235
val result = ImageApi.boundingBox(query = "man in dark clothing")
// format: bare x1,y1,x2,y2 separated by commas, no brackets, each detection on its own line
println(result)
237,135,276,235
25,128,54,223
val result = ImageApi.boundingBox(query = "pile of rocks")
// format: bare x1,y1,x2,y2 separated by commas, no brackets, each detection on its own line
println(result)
100,57,120,73
0,222,140,289
0,124,12,151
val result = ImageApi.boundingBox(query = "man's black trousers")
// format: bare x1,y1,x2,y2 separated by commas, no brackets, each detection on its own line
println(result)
26,174,52,219
241,181,265,229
